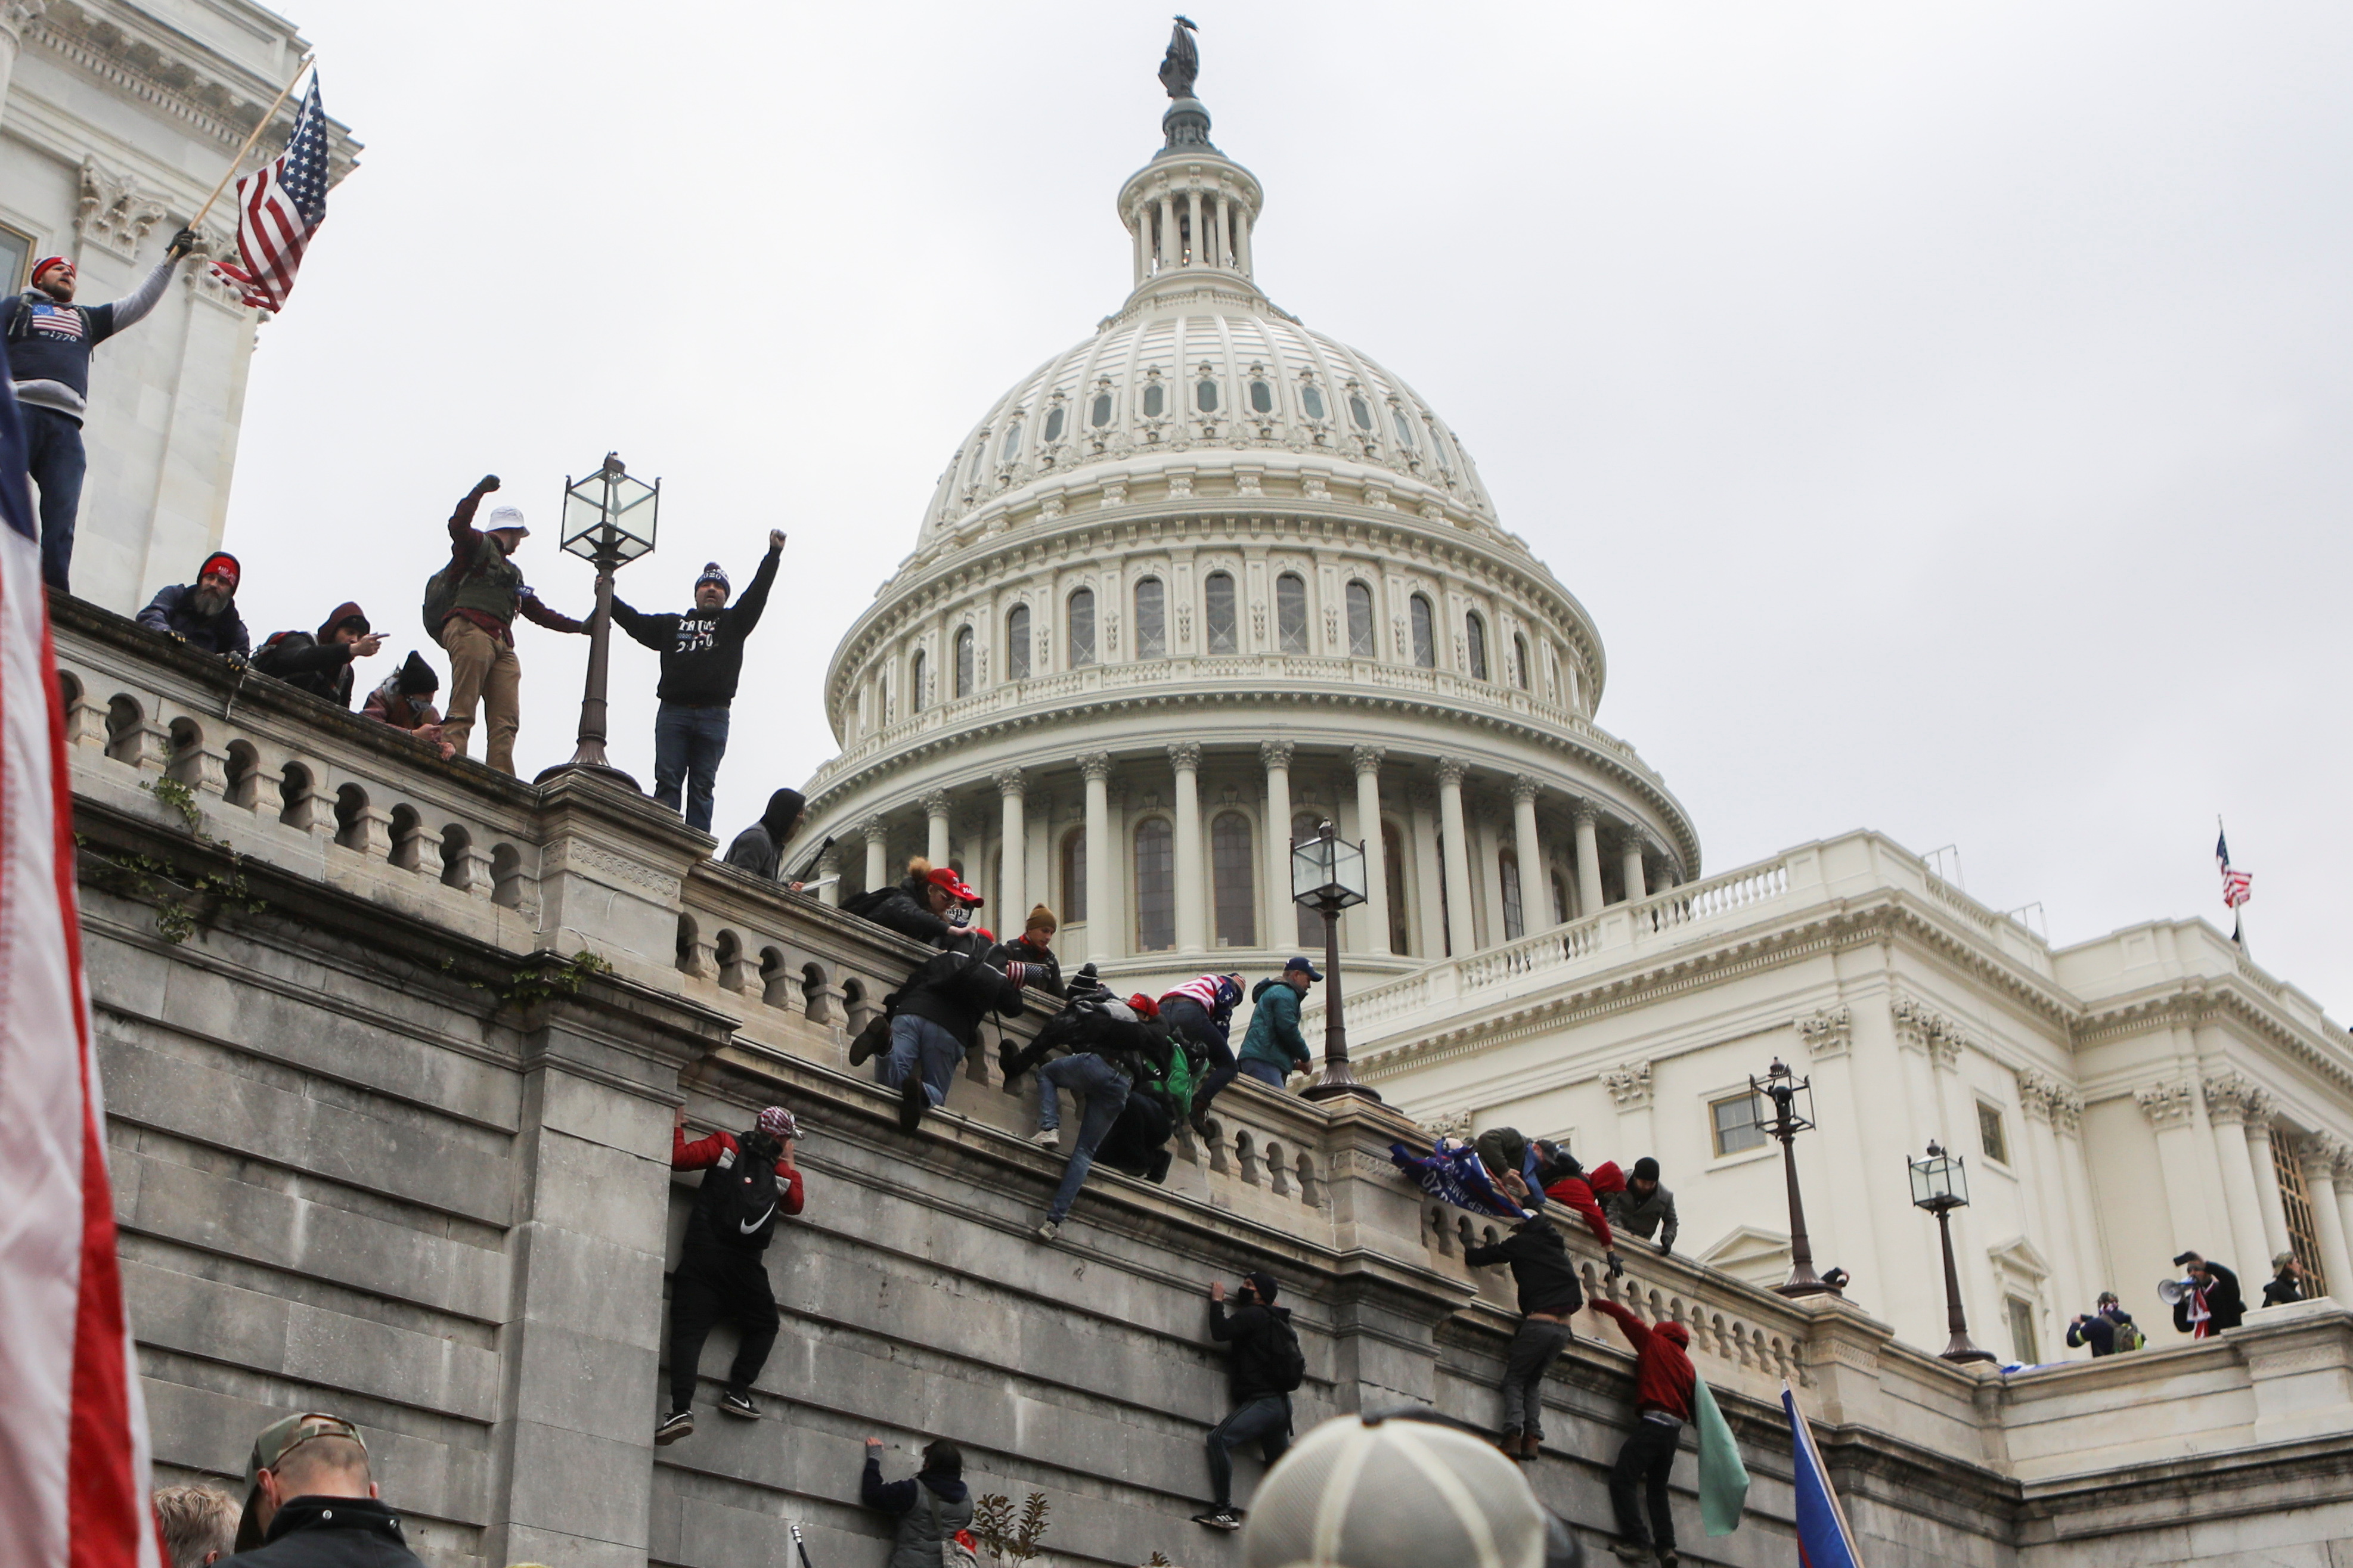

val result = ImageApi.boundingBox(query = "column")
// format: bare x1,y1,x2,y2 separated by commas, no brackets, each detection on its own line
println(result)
1436,757,1476,959
1261,741,1295,951
1081,754,1114,964
924,790,953,868
2299,1138,2353,1299
1235,204,1253,275
2247,1113,2295,1264
1131,202,1147,283
1573,806,1605,919
0,2,39,111
1409,791,1445,960
815,844,841,908
996,770,1028,921
1352,746,1390,954
2335,1146,2353,1298
1619,831,1648,905
2055,1091,2108,1299
1187,188,1204,265
1214,192,1232,268
1158,194,1177,268
861,815,888,893
1510,777,1547,927
2203,1078,2270,1269
958,813,990,920
2018,1076,2088,1332
1171,743,1205,954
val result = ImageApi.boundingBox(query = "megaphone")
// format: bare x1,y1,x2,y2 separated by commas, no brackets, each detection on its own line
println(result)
2157,1277,2191,1305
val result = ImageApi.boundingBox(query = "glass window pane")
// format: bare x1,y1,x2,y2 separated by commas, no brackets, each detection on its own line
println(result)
1512,635,1530,691
1384,821,1410,955
1292,812,1323,950
1712,1095,1765,1156
1350,395,1373,430
1410,595,1436,668
1205,572,1238,655
1250,380,1274,414
1213,812,1255,948
1043,406,1065,443
1006,606,1031,681
1196,378,1219,412
1136,577,1166,659
1500,851,1523,941
1392,409,1416,447
2007,1299,2039,1365
0,226,29,292
1301,384,1326,421
1001,420,1022,461
1067,589,1096,667
1092,393,1114,428
1276,573,1307,653
954,628,974,697
1551,873,1570,927
1143,382,1165,417
1135,818,1175,951
910,651,926,712
1467,613,1489,680
1062,829,1087,924
1979,1104,2008,1164
1346,582,1375,657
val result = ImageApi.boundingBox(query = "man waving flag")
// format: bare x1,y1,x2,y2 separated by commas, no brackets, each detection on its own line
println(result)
210,73,331,313
2216,822,2252,946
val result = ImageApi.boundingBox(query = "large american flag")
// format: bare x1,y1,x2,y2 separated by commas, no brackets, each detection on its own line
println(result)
0,355,159,1563
2216,828,2253,910
210,73,330,313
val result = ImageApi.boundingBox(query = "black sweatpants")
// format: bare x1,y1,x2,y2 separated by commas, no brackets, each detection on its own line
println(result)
1609,1417,1680,1554
667,1246,781,1413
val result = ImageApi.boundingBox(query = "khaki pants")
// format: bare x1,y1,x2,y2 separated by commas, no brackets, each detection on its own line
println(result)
439,618,522,774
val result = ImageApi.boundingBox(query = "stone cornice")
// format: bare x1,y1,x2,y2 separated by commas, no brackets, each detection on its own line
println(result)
2075,980,2353,1100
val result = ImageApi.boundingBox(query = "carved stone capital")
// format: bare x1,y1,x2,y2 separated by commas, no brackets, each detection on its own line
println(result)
1,4,45,41
1350,744,1385,777
1890,991,1966,1069
2050,1087,2084,1135
76,158,169,262
1419,1107,1473,1143
1080,752,1115,783
1602,1060,1653,1110
857,815,887,843
2016,1068,2063,1124
2135,1079,2196,1132
2297,1134,2348,1184
1614,831,1648,859
1259,740,1295,772
1509,774,1541,806
993,768,1027,800
2203,1071,2264,1127
1798,1005,1852,1059
1435,756,1468,788
1571,804,1599,830
1168,741,1204,772
922,790,953,821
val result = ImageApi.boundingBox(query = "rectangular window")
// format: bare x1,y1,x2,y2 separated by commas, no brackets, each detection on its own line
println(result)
1068,589,1096,667
1711,1093,1766,1157
1211,812,1255,948
1499,851,1524,941
1977,1103,2008,1165
0,225,29,293
1136,577,1167,659
2005,1297,2039,1365
1134,818,1174,951
1205,572,1238,655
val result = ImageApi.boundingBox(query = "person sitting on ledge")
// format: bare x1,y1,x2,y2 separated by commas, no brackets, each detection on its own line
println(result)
254,602,382,707
857,927,1035,1132
861,1437,972,1568
361,651,454,757
137,551,249,659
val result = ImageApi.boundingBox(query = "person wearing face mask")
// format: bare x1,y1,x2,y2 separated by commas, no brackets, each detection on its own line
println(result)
137,551,250,657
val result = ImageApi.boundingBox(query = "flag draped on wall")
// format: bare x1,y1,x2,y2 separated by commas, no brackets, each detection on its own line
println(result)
1784,1383,1866,1568
1387,1139,1532,1220
2216,824,2252,944
0,350,159,1568
210,74,331,313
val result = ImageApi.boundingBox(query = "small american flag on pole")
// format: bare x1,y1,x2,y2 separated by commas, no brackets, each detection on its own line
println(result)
2216,827,2252,911
210,73,330,313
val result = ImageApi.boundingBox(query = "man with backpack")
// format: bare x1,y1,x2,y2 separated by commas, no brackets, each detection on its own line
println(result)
1193,1272,1306,1533
1031,983,1171,1242
656,1104,805,1445
1161,973,1244,1137
424,474,588,775
860,1437,974,1568
854,929,1037,1133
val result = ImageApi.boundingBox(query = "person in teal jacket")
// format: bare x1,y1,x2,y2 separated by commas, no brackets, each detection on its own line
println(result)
1235,957,1320,1088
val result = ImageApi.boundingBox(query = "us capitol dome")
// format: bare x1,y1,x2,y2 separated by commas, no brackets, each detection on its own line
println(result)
794,46,1699,991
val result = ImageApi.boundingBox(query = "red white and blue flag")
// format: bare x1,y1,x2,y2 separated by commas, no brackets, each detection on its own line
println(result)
1784,1384,1866,1568
0,350,160,1568
210,73,331,313
2216,829,2252,911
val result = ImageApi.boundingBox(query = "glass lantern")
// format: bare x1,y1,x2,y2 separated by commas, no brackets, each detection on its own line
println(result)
1749,1057,1815,1137
562,452,660,566
1909,1140,1970,1210
1291,821,1367,911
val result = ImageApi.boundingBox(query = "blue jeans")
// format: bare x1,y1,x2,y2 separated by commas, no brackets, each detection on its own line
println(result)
1236,1058,1289,1088
653,701,730,832
1037,1053,1132,1223
882,1015,965,1108
22,406,86,593
1206,1395,1291,1510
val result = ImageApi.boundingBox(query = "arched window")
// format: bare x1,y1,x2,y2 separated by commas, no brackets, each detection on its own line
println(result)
1250,379,1275,414
954,626,975,698
1383,821,1410,954
1292,812,1324,949
1212,812,1255,948
1196,377,1219,413
1067,588,1096,667
1349,394,1374,431
1006,604,1032,681
1511,634,1530,691
1300,383,1326,421
909,650,927,712
1061,828,1087,924
1135,577,1167,659
1000,420,1022,461
1205,571,1238,655
1275,573,1308,653
1409,594,1436,668
1466,612,1489,680
1391,408,1417,448
1143,381,1166,418
1499,849,1524,941
1135,818,1175,951
1346,581,1375,657
1043,405,1065,443
1091,392,1114,427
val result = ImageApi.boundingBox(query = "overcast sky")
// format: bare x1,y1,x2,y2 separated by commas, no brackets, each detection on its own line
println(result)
219,3,2353,1020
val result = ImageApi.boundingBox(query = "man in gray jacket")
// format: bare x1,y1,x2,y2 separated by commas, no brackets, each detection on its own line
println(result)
1602,1156,1678,1255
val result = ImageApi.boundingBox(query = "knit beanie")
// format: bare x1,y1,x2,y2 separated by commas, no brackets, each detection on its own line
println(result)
1025,903,1058,934
197,551,241,592
696,561,730,595
756,1106,800,1140
1632,1156,1660,1183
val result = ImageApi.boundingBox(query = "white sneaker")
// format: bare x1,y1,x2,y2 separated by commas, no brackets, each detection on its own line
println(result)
1036,1220,1060,1243
1031,1129,1061,1147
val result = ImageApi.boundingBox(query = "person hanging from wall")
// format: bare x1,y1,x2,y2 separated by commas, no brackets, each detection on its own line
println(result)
1588,1295,1696,1567
421,474,588,775
2169,1250,2245,1338
854,926,1040,1133
137,551,250,657
1464,1212,1585,1463
1234,958,1319,1089
253,602,382,707
724,788,808,885
1193,1272,1307,1533
361,651,454,757
1160,971,1244,1137
1096,995,1183,1187
860,1437,974,1568
3,228,202,592
1031,982,1169,1243
609,530,785,833
656,1104,805,1445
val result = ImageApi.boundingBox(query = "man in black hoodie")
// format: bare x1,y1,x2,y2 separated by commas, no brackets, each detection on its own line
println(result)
254,602,382,707
724,788,807,884
861,1437,974,1568
1193,1272,1299,1533
611,530,784,831
1464,1213,1584,1459
865,929,1033,1132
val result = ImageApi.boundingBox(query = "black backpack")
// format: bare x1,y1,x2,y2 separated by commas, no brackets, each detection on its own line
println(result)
1262,1311,1307,1393
704,1131,783,1252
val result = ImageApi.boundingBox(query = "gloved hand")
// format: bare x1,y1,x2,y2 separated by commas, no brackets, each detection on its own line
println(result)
472,474,501,496
1658,1240,1673,1257
1607,1250,1625,1280
166,227,203,259
222,651,248,673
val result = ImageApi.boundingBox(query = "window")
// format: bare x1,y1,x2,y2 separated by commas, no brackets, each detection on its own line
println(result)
1712,1093,1767,1157
2276,1138,2329,1295
1500,850,1524,941
1977,1103,2008,1165
954,627,974,698
1346,582,1375,657
1301,384,1326,421
1061,828,1087,924
1006,605,1032,681
1275,573,1307,653
1250,379,1275,414
1512,634,1530,691
1350,394,1374,430
1292,812,1323,949
1091,393,1114,427
1000,420,1022,461
1384,821,1410,954
1409,594,1436,668
0,225,29,293
1212,812,1255,948
2005,1298,2041,1365
1196,377,1219,413
909,650,926,712
1067,589,1096,667
1043,405,1065,443
968,443,988,482
1205,571,1238,654
1135,818,1175,951
1465,612,1489,680
1391,408,1416,448
1551,872,1570,927
1135,577,1167,659
1143,381,1166,418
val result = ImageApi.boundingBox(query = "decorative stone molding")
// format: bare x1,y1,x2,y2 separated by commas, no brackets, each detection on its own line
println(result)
1797,1005,1852,1059
993,768,1027,799
1079,753,1114,783
76,159,169,261
1509,774,1540,806
2,3,45,40
921,790,953,820
857,814,886,843
2050,1086,2084,1136
2016,1067,2064,1124
1602,1060,1653,1110
2297,1134,2349,1182
1258,740,1294,771
1614,830,1648,858
1419,1107,1472,1142
2203,1071,2271,1128
1572,804,1599,829
1099,479,1127,507
2135,1079,2197,1131
1434,756,1468,787
1349,744,1384,776
1890,991,1966,1070
1167,741,1202,771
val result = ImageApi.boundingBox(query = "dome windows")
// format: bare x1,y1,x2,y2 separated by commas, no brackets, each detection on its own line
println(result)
1067,588,1097,667
1275,572,1308,654
1204,571,1238,655
1346,581,1375,657
1135,577,1167,660
955,626,975,698
1466,611,1490,681
1511,633,1529,693
1196,376,1219,414
1391,408,1416,448
1350,395,1374,431
1043,405,1065,443
1091,393,1114,428
1005,605,1032,681
1000,420,1023,462
1300,384,1326,421
1143,381,1167,418
1212,812,1255,948
1134,817,1175,952
1409,594,1436,668
1250,378,1275,415
910,649,928,712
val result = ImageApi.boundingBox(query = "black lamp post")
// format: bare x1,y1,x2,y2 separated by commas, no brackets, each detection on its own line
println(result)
1911,1141,1997,1363
1292,820,1379,1104
1752,1058,1837,1297
537,452,659,788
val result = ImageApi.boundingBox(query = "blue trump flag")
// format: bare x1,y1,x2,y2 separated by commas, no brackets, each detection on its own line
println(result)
1388,1138,1532,1221
1784,1383,1866,1567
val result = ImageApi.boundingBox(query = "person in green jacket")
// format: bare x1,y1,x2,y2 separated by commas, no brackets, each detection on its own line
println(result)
1235,957,1320,1088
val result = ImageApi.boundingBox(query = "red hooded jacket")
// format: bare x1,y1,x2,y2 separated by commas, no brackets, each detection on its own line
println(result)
1593,1298,1695,1421
1542,1159,1626,1250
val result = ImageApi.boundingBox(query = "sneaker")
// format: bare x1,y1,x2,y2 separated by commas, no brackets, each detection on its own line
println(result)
897,1071,928,1134
1035,1219,1060,1243
1607,1542,1653,1564
1146,1148,1173,1184
718,1390,758,1418
654,1409,694,1445
1031,1128,1062,1148
849,1025,885,1067
1192,1511,1243,1533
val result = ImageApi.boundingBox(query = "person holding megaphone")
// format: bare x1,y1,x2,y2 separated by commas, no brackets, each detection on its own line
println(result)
2163,1251,2245,1339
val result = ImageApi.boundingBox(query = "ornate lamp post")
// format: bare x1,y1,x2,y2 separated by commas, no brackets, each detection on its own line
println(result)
538,452,659,787
1292,820,1379,1104
1910,1141,1997,1363
1752,1058,1837,1297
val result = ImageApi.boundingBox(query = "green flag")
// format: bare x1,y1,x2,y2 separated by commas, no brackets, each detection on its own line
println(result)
1693,1376,1750,1536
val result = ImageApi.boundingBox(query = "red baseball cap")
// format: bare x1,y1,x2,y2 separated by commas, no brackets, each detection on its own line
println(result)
1127,993,1161,1019
925,865,983,906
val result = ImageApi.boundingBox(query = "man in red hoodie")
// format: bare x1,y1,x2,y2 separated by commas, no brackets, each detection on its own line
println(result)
1591,1296,1695,1567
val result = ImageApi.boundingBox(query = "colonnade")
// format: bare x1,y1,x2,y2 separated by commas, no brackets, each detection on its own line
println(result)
2139,1072,2353,1303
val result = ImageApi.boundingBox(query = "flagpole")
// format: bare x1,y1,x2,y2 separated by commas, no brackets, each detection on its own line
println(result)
191,57,315,231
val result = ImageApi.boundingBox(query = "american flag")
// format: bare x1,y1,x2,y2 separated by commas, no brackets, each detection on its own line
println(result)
0,352,160,1566
210,73,330,313
2217,828,2252,909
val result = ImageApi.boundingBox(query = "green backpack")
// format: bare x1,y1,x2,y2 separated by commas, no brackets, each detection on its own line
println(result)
1162,1041,1201,1116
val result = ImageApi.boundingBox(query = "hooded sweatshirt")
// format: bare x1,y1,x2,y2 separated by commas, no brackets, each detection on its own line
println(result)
254,602,371,706
1540,1157,1620,1249
724,789,807,880
136,567,250,657
1464,1214,1585,1317
1592,1299,1695,1421
893,937,1026,1050
610,539,782,706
